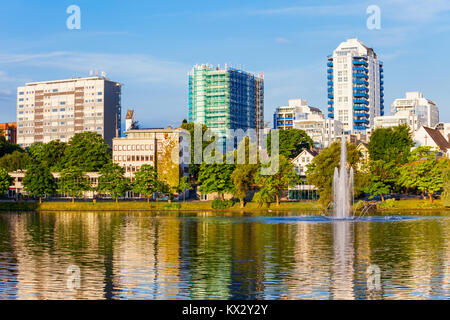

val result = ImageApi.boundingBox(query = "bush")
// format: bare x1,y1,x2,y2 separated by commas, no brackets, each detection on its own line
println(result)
211,199,234,209
162,203,181,209
443,168,450,207
378,198,396,208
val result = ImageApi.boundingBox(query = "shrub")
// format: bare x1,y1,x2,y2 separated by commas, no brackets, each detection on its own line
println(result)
162,203,181,210
443,168,450,207
378,198,396,208
211,199,234,209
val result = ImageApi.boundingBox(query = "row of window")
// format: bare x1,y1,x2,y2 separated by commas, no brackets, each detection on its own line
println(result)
114,155,155,162
114,144,155,151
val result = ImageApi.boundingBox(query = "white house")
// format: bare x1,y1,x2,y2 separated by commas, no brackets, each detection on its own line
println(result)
413,126,450,157
289,149,319,200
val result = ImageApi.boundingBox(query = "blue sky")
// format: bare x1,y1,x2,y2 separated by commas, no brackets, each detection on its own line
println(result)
1,0,450,129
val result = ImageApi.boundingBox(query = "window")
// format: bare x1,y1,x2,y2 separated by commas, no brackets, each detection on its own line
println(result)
98,92,103,95
60,102,66,105
97,99,102,102
60,108,65,112
19,92,24,95
19,98,24,102
53,89,58,93
114,145,118,151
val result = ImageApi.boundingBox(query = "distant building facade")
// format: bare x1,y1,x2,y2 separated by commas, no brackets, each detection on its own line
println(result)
0,122,17,143
327,38,384,134
188,64,264,144
289,149,319,200
273,99,343,148
17,76,122,147
112,127,189,188
414,126,450,157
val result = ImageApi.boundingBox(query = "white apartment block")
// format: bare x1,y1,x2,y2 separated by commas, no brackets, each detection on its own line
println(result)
391,92,439,128
112,127,189,186
327,38,384,134
374,112,420,132
273,99,323,129
17,76,122,147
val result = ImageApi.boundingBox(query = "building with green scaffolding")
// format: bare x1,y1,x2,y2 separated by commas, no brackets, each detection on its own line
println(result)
188,64,264,147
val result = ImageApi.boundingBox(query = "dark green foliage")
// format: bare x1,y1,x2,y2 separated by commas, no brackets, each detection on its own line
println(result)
0,151,31,172
63,132,111,172
211,199,234,209
0,168,12,195
368,125,414,164
97,162,130,201
267,129,313,159
23,163,56,200
0,135,23,158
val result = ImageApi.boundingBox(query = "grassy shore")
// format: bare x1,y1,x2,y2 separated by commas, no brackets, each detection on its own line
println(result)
0,199,447,213
0,200,322,212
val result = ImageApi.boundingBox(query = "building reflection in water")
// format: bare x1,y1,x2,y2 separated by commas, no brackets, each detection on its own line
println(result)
1,212,450,300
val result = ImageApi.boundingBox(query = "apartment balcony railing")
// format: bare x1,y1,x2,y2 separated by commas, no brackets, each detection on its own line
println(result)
352,67,369,72
353,106,369,112
353,86,369,91
328,75,333,80
328,94,334,99
353,80,369,86
354,125,368,130
353,112,370,118
328,107,334,112
353,73,369,79
327,62,333,67
328,88,333,92
354,119,370,124
328,113,334,118
327,68,333,73
354,99,369,105
328,81,333,86
328,100,334,105
354,93,369,98
353,60,368,67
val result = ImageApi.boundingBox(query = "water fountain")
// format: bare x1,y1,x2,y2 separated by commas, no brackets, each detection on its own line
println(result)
333,136,354,219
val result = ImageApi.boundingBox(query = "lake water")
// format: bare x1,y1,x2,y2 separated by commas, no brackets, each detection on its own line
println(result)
0,211,450,300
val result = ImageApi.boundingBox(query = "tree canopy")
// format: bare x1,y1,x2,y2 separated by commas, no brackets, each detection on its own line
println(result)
0,168,12,196
58,167,91,202
0,151,31,172
368,125,414,164
23,163,56,202
62,132,111,172
133,164,159,202
97,162,130,202
267,129,313,159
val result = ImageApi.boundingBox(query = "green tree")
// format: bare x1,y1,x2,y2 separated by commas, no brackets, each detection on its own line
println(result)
362,160,396,201
63,132,111,172
0,151,32,172
133,165,159,202
0,168,12,196
175,176,192,202
0,135,23,158
198,159,235,201
23,163,56,203
267,129,313,159
399,147,449,202
232,165,257,208
97,163,130,203
442,167,450,207
181,121,211,182
306,141,362,208
254,155,297,206
369,125,414,164
253,187,276,208
58,167,91,203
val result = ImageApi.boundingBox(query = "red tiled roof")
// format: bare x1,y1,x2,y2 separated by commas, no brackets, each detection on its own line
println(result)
423,126,450,152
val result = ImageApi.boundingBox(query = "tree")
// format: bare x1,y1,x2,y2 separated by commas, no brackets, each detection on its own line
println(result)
267,129,313,159
442,167,450,207
133,165,159,202
254,155,297,206
253,187,276,208
175,176,192,202
58,167,91,203
180,121,211,183
306,141,362,208
39,140,67,171
63,132,111,172
198,160,235,201
97,163,130,203
369,125,414,164
362,160,396,201
0,135,23,158
23,163,56,203
0,151,32,172
399,147,449,202
0,168,12,196
232,165,257,208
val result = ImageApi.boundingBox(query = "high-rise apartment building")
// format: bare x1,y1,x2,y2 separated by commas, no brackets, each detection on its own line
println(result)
327,38,384,134
273,99,323,130
16,76,122,147
0,122,17,143
188,64,264,144
391,92,438,128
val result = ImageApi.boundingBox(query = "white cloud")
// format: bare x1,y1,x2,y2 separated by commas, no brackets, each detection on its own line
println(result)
275,37,292,44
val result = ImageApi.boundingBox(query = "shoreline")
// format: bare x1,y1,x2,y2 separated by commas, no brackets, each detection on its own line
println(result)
0,199,448,214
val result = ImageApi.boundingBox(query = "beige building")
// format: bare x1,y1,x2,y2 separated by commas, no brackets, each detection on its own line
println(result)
17,76,122,147
112,127,189,188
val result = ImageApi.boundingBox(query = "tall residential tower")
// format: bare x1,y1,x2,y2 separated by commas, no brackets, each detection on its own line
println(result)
327,38,384,134
17,76,121,147
188,64,264,143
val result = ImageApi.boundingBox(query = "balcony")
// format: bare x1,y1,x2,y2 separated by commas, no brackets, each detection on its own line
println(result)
328,88,333,92
381,74,384,78
354,106,369,111
328,100,334,105
354,99,369,105
327,68,333,73
352,67,368,72
380,86,384,91
353,73,369,79
327,75,333,80
353,112,369,118
381,111,385,116
381,92,384,97
354,119,369,124
353,60,368,67
328,113,334,118
353,80,369,86
328,107,334,112
353,86,369,91
327,62,333,67
328,81,333,86
381,80,384,85
354,93,369,98
354,125,368,130
328,94,334,99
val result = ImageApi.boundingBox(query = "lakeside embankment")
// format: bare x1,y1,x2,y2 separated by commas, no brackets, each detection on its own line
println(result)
0,199,448,213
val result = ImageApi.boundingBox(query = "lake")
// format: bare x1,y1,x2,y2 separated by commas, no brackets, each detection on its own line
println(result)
0,211,449,300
